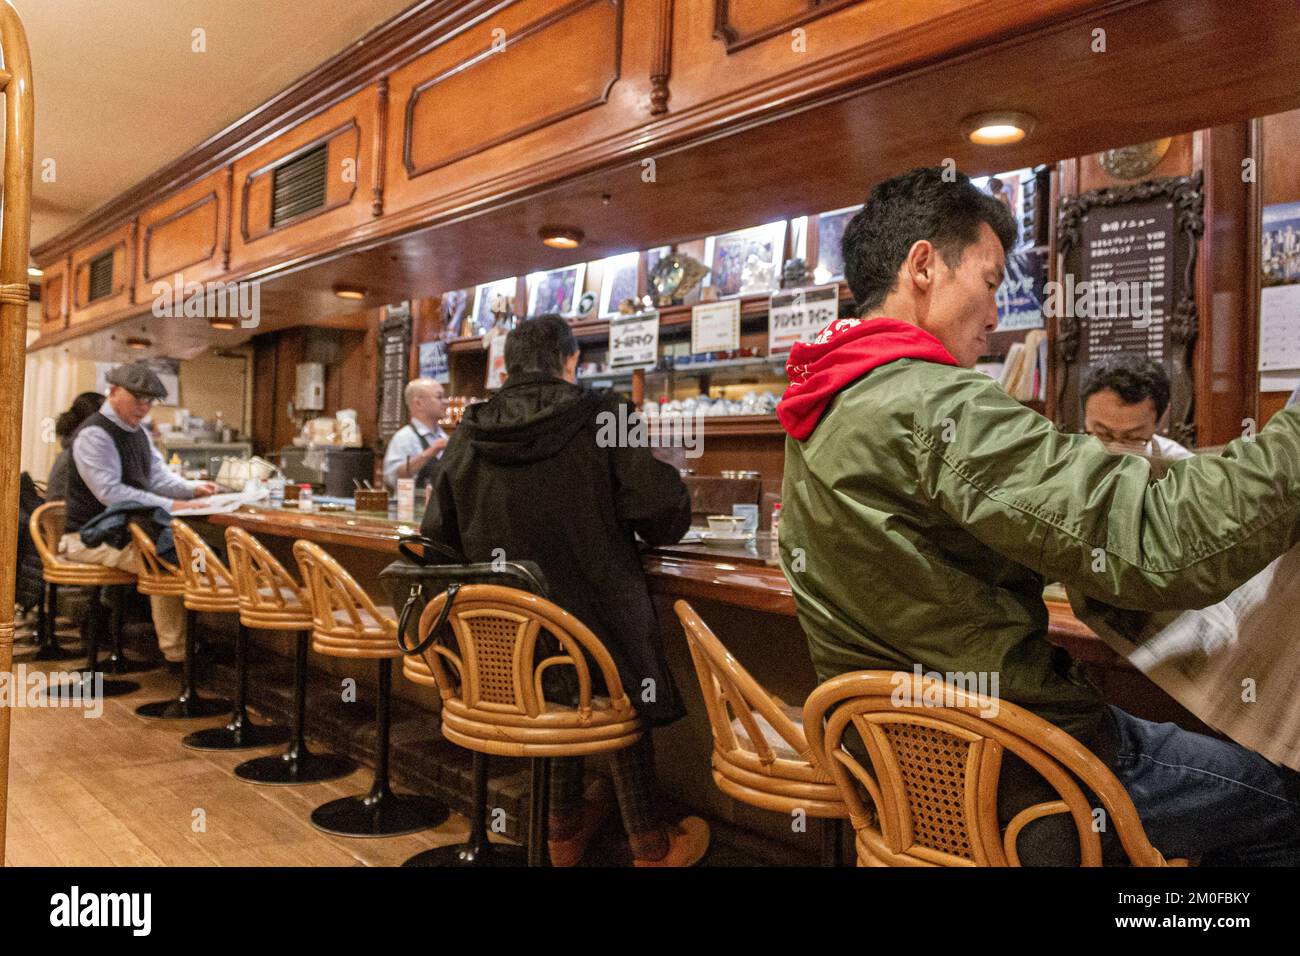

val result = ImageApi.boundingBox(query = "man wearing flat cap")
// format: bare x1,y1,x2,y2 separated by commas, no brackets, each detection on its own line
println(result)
61,362,218,663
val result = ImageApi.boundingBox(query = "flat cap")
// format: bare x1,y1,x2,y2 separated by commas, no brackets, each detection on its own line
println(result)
106,362,168,399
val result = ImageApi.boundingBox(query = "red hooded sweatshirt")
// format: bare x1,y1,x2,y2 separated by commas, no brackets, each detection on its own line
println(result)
776,317,959,441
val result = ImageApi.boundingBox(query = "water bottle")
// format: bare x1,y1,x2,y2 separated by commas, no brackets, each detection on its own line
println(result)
268,476,285,508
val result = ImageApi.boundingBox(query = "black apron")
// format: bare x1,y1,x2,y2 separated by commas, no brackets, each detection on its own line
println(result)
412,426,441,489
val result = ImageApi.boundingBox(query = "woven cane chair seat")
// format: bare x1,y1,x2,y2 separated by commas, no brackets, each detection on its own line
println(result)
674,601,848,818
224,527,313,631
293,540,401,660
414,585,643,759
803,671,1188,867
29,502,135,587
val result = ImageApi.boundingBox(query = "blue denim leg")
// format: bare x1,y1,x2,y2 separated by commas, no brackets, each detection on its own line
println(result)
1106,705,1300,865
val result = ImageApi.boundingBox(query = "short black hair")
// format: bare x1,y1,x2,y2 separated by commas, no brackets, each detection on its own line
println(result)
56,391,104,441
504,313,578,377
842,166,1017,314
1083,354,1171,419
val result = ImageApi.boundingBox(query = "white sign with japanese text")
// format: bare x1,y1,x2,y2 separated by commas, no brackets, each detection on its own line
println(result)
768,285,839,353
609,311,660,367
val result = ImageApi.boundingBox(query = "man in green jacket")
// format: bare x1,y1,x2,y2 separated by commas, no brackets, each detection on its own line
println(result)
778,166,1300,865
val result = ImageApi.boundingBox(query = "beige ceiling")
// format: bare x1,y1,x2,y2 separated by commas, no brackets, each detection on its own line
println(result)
12,0,415,251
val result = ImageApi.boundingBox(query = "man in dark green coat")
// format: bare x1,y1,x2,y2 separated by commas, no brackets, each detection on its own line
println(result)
778,167,1300,865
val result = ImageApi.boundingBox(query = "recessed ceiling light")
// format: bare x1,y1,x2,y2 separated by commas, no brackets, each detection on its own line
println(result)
27,267,42,278
125,337,151,350
962,111,1035,146
334,285,366,300
209,317,237,331
539,226,584,250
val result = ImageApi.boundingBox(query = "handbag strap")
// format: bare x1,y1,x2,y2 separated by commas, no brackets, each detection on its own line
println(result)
398,534,464,567
396,581,461,656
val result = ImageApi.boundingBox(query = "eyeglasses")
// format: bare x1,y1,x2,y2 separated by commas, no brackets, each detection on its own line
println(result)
127,390,157,406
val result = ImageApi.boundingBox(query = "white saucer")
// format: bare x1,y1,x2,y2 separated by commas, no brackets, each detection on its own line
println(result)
699,531,754,548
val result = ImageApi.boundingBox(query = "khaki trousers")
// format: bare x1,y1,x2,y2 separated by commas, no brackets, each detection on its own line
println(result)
59,533,186,662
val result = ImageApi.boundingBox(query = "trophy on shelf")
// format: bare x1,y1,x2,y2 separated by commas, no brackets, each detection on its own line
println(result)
648,248,710,307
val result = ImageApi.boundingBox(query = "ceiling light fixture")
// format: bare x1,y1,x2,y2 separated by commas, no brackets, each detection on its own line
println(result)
125,337,151,350
27,266,42,278
539,226,584,250
961,111,1035,146
333,285,366,300
209,317,237,331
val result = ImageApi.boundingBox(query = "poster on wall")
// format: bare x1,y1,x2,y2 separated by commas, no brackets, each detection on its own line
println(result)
995,249,1046,331
418,340,449,384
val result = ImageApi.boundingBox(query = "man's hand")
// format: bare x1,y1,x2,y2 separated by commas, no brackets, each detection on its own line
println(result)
192,481,219,497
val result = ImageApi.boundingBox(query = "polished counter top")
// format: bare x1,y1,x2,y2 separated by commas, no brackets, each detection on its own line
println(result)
206,504,1106,654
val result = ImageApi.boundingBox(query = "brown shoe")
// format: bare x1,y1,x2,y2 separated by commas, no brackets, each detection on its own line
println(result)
632,816,711,867
548,777,614,867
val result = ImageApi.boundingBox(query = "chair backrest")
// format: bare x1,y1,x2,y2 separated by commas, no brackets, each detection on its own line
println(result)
127,521,181,579
28,500,64,569
171,520,235,596
802,670,1173,867
225,526,306,614
293,538,393,642
674,599,816,770
415,583,634,722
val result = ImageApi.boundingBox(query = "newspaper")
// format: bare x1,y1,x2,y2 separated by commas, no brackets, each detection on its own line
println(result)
1069,543,1300,771
169,487,267,517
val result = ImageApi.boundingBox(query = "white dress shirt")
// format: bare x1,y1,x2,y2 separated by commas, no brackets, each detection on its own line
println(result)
1150,433,1195,461
383,418,448,489
71,404,199,511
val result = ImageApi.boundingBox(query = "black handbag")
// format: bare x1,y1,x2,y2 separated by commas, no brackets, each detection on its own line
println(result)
380,534,549,657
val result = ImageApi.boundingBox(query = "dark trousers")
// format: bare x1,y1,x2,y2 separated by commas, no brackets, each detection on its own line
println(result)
549,734,661,836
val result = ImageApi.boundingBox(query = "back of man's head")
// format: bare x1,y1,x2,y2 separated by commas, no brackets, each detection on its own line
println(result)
842,166,1017,315
504,313,577,377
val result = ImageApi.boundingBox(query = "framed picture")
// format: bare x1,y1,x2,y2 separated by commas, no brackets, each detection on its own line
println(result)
598,252,640,317
472,277,517,332
527,263,586,318
703,221,786,297
813,204,860,284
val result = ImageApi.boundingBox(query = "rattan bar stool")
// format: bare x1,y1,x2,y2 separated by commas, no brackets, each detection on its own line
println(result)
232,530,353,786
803,671,1188,867
402,584,644,867
161,522,287,749
134,521,232,720
674,600,849,865
292,540,447,837
29,501,138,696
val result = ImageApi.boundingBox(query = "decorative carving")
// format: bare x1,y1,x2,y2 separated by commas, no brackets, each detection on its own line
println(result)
1053,172,1205,440
713,0,862,54
403,0,623,179
373,76,389,216
222,166,233,270
1096,138,1172,180
649,0,673,116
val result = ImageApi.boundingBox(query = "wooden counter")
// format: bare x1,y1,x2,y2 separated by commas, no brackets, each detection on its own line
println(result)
208,505,1108,652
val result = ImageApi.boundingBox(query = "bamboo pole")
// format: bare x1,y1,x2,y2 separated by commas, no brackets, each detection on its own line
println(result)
0,0,35,865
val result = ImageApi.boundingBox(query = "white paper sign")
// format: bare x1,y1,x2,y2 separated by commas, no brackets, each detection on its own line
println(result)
691,299,740,354
609,311,660,367
768,284,839,353
484,330,507,390
1259,284,1300,371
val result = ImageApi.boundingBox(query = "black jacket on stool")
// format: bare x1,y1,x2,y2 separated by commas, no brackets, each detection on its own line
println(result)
420,372,692,726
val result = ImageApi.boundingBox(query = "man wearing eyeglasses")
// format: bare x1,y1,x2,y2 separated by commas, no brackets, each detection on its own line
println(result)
60,362,218,664
1082,354,1194,461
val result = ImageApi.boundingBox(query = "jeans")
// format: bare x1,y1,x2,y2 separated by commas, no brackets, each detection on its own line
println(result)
1105,705,1300,866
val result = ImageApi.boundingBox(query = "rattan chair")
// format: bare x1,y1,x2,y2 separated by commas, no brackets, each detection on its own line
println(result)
674,600,849,865
156,524,287,750
134,521,232,721
28,501,138,696
802,670,1188,867
403,584,644,866
229,529,353,787
291,540,447,837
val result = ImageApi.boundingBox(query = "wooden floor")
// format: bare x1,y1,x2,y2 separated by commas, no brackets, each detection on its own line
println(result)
5,642,482,867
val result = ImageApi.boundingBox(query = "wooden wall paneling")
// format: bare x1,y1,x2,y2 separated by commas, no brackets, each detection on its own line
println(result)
406,296,443,381
649,0,673,115
68,221,134,326
229,85,381,275
135,168,230,291
38,256,69,335
272,328,306,453
1195,123,1255,446
250,333,279,456
712,0,865,54
336,318,381,446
